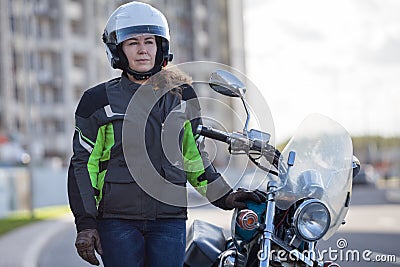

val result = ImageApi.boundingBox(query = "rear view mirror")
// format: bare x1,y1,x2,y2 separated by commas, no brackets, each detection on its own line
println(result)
352,155,361,178
209,69,246,97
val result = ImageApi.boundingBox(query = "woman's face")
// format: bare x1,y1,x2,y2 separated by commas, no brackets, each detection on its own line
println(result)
122,35,157,73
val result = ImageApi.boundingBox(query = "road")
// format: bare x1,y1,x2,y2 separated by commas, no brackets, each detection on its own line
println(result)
38,185,400,267
317,184,400,267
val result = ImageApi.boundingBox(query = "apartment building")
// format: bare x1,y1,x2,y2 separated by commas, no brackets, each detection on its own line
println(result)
0,0,245,163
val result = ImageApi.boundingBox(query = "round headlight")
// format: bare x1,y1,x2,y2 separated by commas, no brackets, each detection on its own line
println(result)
293,199,331,241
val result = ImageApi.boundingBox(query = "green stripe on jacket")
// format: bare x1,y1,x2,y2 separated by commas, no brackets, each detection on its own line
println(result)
182,120,208,196
87,123,114,205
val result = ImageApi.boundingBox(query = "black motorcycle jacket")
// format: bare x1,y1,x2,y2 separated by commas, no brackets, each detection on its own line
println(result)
68,74,231,232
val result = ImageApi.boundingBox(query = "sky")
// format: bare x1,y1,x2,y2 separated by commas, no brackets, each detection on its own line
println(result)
243,0,400,142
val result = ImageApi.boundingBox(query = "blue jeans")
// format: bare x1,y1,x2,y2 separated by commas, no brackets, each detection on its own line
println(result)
98,218,186,267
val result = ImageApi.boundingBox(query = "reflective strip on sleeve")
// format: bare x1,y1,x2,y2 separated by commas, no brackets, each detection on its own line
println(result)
75,126,94,153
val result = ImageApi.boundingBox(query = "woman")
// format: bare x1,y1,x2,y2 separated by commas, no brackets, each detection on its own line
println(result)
68,2,262,266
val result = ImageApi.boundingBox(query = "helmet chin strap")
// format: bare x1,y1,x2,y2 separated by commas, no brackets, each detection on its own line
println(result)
125,64,162,80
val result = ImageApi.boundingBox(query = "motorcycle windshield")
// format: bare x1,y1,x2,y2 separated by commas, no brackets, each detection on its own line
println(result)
276,114,353,240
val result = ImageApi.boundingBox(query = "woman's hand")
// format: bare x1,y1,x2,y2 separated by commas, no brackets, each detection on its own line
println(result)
75,229,103,266
224,190,266,210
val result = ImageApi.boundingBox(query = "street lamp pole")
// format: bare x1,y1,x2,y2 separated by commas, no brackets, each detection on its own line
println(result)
23,0,35,219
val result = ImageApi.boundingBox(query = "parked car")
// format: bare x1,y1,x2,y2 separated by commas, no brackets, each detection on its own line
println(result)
0,135,30,166
353,164,380,186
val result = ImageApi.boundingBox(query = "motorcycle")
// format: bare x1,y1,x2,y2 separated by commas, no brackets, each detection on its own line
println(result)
184,70,360,267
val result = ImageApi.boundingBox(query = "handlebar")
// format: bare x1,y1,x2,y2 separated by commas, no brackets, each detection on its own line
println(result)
196,124,283,176
196,125,231,144
195,124,274,154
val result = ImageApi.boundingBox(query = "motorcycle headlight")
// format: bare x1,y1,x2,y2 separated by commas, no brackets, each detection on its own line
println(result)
293,199,331,241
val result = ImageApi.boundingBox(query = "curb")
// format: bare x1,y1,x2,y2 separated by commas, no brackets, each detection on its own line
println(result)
23,215,72,267
0,214,72,267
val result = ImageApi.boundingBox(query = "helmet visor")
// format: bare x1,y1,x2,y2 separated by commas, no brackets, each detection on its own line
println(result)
115,25,168,44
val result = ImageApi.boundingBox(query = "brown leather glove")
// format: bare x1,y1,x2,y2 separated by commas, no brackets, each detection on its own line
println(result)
75,229,103,266
224,190,266,210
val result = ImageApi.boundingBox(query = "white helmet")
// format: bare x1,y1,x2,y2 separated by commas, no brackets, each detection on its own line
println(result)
102,1,173,79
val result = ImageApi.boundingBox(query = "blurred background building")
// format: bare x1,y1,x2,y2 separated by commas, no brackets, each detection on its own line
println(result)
0,0,246,165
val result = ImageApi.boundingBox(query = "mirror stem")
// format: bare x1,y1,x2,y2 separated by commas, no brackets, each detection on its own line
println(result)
241,97,251,135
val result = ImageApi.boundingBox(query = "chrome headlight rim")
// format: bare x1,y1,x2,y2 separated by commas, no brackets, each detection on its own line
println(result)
293,199,331,242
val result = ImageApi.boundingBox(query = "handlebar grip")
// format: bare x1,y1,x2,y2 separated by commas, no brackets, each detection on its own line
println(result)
196,125,230,144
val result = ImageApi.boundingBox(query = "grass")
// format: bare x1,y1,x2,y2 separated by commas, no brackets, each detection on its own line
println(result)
0,205,70,237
